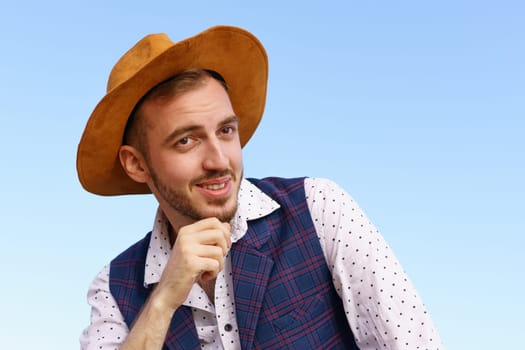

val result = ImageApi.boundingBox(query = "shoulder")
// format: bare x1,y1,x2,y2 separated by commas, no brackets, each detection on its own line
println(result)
246,177,308,203
246,176,353,205
304,177,353,203
248,176,346,193
247,176,306,191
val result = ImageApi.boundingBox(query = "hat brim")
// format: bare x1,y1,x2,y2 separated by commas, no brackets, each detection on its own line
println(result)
77,26,268,195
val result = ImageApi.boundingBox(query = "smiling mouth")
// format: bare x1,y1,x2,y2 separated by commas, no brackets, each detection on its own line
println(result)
193,170,235,188
199,182,227,190
194,175,233,196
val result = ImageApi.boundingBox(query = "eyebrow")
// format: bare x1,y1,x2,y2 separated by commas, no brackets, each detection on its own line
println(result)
162,115,239,146
220,115,240,127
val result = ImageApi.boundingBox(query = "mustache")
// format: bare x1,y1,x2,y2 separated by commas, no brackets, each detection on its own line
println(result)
191,169,237,185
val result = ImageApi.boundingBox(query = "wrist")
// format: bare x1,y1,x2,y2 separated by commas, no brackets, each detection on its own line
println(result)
148,285,182,316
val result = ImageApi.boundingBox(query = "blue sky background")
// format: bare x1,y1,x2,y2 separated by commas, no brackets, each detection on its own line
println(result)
1,1,523,349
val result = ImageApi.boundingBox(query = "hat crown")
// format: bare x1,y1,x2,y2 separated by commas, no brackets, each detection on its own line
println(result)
106,33,174,92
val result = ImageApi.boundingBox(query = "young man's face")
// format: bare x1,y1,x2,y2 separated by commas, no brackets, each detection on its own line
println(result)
139,77,243,226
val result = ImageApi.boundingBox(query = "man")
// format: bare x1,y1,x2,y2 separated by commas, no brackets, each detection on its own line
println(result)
79,26,443,349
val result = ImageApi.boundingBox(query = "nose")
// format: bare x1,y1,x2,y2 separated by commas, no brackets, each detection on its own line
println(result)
202,138,229,171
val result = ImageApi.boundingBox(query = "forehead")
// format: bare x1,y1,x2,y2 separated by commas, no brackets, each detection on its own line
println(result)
140,77,235,129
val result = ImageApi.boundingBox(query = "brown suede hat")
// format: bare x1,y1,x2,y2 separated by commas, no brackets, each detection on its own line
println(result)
77,25,268,195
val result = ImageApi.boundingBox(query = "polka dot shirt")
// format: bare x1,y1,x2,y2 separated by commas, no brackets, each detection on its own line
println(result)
80,178,443,349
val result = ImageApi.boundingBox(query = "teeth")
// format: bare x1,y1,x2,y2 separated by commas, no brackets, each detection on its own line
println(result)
203,183,226,190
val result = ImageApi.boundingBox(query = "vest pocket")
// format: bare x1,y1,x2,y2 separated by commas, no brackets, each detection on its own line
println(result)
272,294,326,333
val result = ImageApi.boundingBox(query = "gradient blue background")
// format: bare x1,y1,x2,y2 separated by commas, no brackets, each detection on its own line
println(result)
1,1,523,349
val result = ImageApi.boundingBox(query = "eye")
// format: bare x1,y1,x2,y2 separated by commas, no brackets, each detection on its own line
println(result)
175,136,196,149
177,136,190,145
221,125,236,135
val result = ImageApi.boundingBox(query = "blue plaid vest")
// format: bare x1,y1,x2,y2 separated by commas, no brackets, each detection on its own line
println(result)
110,177,358,349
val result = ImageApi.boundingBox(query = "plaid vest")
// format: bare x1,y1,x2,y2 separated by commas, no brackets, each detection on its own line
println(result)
110,177,358,349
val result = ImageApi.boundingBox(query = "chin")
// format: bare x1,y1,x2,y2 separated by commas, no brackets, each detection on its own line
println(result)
204,202,238,223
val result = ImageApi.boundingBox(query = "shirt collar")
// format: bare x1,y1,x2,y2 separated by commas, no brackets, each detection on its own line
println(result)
144,178,280,286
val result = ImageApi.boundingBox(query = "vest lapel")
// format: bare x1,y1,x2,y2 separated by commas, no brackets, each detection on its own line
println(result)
230,218,275,350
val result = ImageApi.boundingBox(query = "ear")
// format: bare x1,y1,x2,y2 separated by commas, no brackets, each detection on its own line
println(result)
119,145,150,184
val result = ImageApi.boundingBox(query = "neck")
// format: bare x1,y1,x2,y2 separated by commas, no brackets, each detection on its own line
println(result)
199,278,216,302
163,209,196,245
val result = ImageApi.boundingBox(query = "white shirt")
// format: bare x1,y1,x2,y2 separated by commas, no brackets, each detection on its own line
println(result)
80,178,443,349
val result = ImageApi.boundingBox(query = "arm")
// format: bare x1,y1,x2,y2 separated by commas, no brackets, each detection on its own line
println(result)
80,265,129,349
305,178,444,349
81,218,231,350
120,218,231,350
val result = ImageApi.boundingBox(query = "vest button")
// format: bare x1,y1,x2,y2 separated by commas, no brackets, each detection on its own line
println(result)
224,323,233,332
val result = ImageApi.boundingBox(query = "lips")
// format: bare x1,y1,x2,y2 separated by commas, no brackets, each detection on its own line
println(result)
195,176,233,198
200,182,227,190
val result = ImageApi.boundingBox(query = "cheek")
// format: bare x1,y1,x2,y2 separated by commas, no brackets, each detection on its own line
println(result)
229,145,243,171
149,153,193,183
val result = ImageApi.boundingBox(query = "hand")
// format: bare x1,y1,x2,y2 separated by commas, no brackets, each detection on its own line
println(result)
151,217,232,311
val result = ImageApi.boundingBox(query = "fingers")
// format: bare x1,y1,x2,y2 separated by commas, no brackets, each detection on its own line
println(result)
177,217,232,256
153,217,232,310
197,256,222,282
184,217,231,246
192,245,226,270
173,218,232,278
